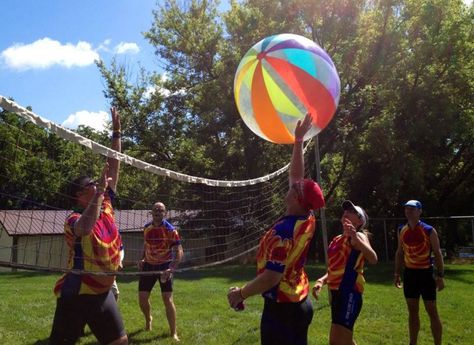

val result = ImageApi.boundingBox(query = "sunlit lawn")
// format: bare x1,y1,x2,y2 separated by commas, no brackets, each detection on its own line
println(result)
0,263,473,344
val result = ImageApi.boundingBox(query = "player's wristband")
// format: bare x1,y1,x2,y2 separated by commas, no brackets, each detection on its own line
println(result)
239,286,247,300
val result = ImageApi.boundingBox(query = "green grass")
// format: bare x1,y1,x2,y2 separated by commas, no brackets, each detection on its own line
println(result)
0,263,473,344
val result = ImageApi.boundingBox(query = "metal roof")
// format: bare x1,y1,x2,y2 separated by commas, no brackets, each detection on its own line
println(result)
0,209,188,236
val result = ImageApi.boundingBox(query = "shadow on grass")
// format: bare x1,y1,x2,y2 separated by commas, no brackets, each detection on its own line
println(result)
0,270,57,279
31,340,48,345
30,328,170,345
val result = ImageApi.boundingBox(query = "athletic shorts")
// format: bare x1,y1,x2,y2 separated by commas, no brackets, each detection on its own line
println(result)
138,262,173,293
49,290,126,345
260,297,313,345
403,267,436,301
330,289,363,331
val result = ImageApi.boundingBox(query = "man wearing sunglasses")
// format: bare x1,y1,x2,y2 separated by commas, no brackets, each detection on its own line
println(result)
49,107,128,345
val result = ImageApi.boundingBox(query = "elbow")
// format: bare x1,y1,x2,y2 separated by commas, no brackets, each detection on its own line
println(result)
369,257,378,265
368,253,378,265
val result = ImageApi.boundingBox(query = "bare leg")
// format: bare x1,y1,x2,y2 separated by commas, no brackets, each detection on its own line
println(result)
406,298,420,345
139,291,153,331
424,300,442,345
329,323,355,345
107,334,128,345
162,292,179,341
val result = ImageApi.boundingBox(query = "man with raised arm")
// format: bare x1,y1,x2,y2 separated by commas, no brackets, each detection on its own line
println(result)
227,113,325,345
49,107,128,345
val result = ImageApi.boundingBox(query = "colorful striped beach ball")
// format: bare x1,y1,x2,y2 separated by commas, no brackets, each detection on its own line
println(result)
234,33,340,144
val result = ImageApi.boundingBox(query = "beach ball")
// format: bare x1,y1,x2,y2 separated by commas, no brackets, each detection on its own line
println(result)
234,33,340,144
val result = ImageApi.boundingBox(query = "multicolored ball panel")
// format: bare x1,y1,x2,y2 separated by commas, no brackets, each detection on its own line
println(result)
234,34,340,144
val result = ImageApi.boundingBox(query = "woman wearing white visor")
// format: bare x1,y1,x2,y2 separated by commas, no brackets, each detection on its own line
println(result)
312,200,378,345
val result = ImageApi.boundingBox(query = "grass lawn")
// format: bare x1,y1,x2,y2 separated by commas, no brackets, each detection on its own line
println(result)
0,263,473,344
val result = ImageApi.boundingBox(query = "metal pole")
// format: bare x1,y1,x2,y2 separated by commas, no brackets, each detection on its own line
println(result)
472,218,474,244
314,135,328,265
383,219,389,262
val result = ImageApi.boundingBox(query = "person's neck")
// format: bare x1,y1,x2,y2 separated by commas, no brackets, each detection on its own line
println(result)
152,219,163,226
285,205,308,216
407,218,419,228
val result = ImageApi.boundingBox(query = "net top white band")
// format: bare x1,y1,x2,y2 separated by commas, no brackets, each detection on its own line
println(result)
0,95,311,187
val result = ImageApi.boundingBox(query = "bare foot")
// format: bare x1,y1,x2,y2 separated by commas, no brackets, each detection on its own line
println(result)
145,316,152,331
172,333,180,342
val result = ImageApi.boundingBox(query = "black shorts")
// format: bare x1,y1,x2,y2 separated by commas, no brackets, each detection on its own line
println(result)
49,290,126,345
403,267,436,301
138,262,173,293
260,297,313,345
330,289,363,331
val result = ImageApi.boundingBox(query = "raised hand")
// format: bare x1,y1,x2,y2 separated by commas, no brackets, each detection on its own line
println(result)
97,162,112,194
294,112,314,141
342,217,358,241
111,106,121,132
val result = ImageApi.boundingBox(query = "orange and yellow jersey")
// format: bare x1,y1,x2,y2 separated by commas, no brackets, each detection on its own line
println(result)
54,189,122,297
256,213,316,303
327,234,366,293
143,220,181,265
399,221,433,269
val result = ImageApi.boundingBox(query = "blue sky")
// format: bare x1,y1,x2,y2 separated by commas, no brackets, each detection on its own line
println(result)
1,1,471,132
0,0,162,131
0,0,231,131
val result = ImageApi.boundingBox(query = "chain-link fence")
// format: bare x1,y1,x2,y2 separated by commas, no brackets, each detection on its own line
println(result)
311,216,474,262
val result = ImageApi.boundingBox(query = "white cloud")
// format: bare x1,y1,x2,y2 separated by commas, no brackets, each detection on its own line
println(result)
97,39,112,53
114,42,140,55
62,110,109,131
143,85,157,99
1,37,100,70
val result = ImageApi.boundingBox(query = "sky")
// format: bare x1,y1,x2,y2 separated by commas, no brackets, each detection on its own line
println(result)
1,0,472,132
0,1,227,132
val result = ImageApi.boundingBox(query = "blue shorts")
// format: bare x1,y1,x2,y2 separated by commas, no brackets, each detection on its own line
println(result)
330,289,363,331
138,262,173,293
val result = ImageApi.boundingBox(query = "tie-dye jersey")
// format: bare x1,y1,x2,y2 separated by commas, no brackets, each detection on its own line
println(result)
54,189,122,297
399,221,433,269
327,235,366,293
256,213,316,303
143,220,181,265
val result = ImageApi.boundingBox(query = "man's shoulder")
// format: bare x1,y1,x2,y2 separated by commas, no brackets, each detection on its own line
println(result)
398,223,408,232
162,219,177,231
419,221,434,231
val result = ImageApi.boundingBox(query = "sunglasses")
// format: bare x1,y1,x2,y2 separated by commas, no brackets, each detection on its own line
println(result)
81,180,97,189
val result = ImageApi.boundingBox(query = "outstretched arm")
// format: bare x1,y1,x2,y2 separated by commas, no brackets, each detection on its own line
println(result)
227,269,283,309
312,272,328,300
107,107,121,192
289,113,313,186
73,164,110,237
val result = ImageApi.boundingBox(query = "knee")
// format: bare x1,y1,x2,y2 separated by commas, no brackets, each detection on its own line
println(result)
111,335,128,345
138,294,149,305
